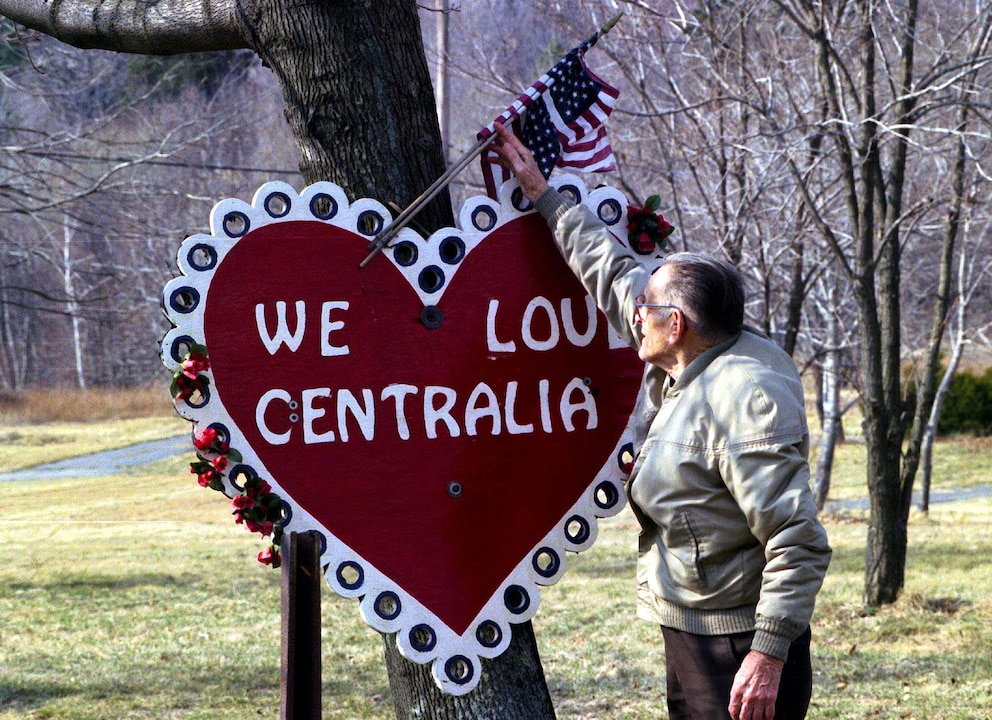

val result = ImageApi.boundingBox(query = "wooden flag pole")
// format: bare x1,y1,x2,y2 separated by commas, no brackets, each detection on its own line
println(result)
358,133,497,268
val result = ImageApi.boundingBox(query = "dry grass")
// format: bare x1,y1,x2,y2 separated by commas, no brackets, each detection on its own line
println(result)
0,386,174,425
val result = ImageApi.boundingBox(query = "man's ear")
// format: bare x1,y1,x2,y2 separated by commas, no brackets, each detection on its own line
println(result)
669,309,686,343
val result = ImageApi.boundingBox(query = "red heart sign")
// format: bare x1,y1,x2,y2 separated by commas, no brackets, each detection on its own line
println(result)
162,180,645,694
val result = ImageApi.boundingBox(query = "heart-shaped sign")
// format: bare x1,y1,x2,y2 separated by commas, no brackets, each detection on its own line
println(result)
162,177,650,694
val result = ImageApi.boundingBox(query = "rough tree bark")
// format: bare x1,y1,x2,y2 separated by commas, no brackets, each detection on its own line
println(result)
0,0,556,716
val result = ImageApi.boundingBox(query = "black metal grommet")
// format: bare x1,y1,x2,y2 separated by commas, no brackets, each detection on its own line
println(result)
532,547,561,578
409,624,437,652
169,335,196,363
447,481,463,498
558,184,581,204
227,464,257,493
183,383,210,409
598,198,623,226
357,210,384,236
476,620,503,649
564,514,591,545
264,192,291,218
374,591,402,620
186,243,218,271
439,236,466,265
444,656,475,685
617,442,635,470
511,187,532,212
471,206,498,232
205,422,230,445
418,265,445,293
310,193,338,220
393,241,418,267
222,211,250,238
336,561,364,591
421,305,443,329
169,287,200,314
504,585,530,615
275,501,295,529
593,481,621,510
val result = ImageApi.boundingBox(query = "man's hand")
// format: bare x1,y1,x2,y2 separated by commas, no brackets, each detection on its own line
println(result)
728,650,784,720
489,124,549,202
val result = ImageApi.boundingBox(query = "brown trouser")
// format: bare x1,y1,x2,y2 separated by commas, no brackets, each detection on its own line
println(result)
661,626,813,720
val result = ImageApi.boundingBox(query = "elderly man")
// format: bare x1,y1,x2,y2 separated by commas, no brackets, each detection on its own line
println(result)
491,124,831,720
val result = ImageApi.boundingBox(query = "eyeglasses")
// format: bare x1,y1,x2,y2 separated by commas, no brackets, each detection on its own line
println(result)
633,295,680,324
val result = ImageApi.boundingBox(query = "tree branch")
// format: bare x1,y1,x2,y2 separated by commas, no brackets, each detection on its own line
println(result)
0,0,245,54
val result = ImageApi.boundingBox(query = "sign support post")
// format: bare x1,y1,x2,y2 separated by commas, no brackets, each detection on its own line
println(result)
281,531,322,720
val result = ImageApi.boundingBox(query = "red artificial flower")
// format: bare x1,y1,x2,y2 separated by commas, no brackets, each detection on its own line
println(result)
258,546,281,566
196,469,216,488
258,480,272,496
232,494,255,511
637,233,655,253
173,373,196,401
194,427,219,452
211,455,228,473
181,351,210,380
246,519,274,536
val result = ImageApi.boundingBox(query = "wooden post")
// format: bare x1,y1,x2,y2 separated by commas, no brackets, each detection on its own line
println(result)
281,531,322,720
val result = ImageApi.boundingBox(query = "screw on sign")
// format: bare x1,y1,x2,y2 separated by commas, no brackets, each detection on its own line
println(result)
162,177,655,694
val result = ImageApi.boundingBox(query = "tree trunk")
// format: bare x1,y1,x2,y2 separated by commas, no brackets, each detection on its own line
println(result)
383,622,557,719
813,306,841,511
239,0,453,231
920,337,963,515
238,1,556,714
63,221,86,390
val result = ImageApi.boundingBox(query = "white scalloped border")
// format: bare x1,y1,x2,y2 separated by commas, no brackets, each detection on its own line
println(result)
160,176,657,695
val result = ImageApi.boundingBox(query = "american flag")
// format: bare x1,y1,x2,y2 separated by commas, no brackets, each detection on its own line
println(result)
478,37,620,198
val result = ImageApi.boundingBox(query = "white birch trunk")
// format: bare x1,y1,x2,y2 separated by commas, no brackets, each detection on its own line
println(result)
813,308,841,511
63,222,86,390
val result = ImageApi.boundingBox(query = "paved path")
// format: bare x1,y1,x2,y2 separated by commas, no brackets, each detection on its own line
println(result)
824,483,992,513
0,434,189,482
4,437,991,509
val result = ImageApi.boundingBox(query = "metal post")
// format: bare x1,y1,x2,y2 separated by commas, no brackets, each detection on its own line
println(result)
280,531,322,720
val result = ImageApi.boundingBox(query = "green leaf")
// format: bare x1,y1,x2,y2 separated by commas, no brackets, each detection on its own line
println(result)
645,195,661,212
227,448,243,463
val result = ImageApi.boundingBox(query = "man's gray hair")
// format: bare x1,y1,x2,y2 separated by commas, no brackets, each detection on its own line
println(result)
659,252,745,340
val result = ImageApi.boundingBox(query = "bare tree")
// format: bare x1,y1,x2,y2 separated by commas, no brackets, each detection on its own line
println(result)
539,0,992,607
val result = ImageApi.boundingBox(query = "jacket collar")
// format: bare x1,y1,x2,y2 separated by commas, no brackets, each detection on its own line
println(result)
667,330,744,395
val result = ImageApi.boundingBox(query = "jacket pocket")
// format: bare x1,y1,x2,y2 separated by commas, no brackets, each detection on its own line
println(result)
666,512,707,591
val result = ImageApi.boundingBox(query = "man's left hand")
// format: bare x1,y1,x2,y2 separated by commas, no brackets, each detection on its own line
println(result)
728,650,784,720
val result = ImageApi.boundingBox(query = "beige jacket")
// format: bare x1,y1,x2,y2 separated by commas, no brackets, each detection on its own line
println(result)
534,189,831,660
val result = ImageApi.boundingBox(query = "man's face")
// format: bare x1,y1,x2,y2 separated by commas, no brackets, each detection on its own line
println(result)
635,266,679,371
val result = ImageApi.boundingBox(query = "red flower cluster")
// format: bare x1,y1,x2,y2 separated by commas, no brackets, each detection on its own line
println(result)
189,425,241,491
172,343,286,569
232,475,285,569
171,345,211,402
627,194,674,255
